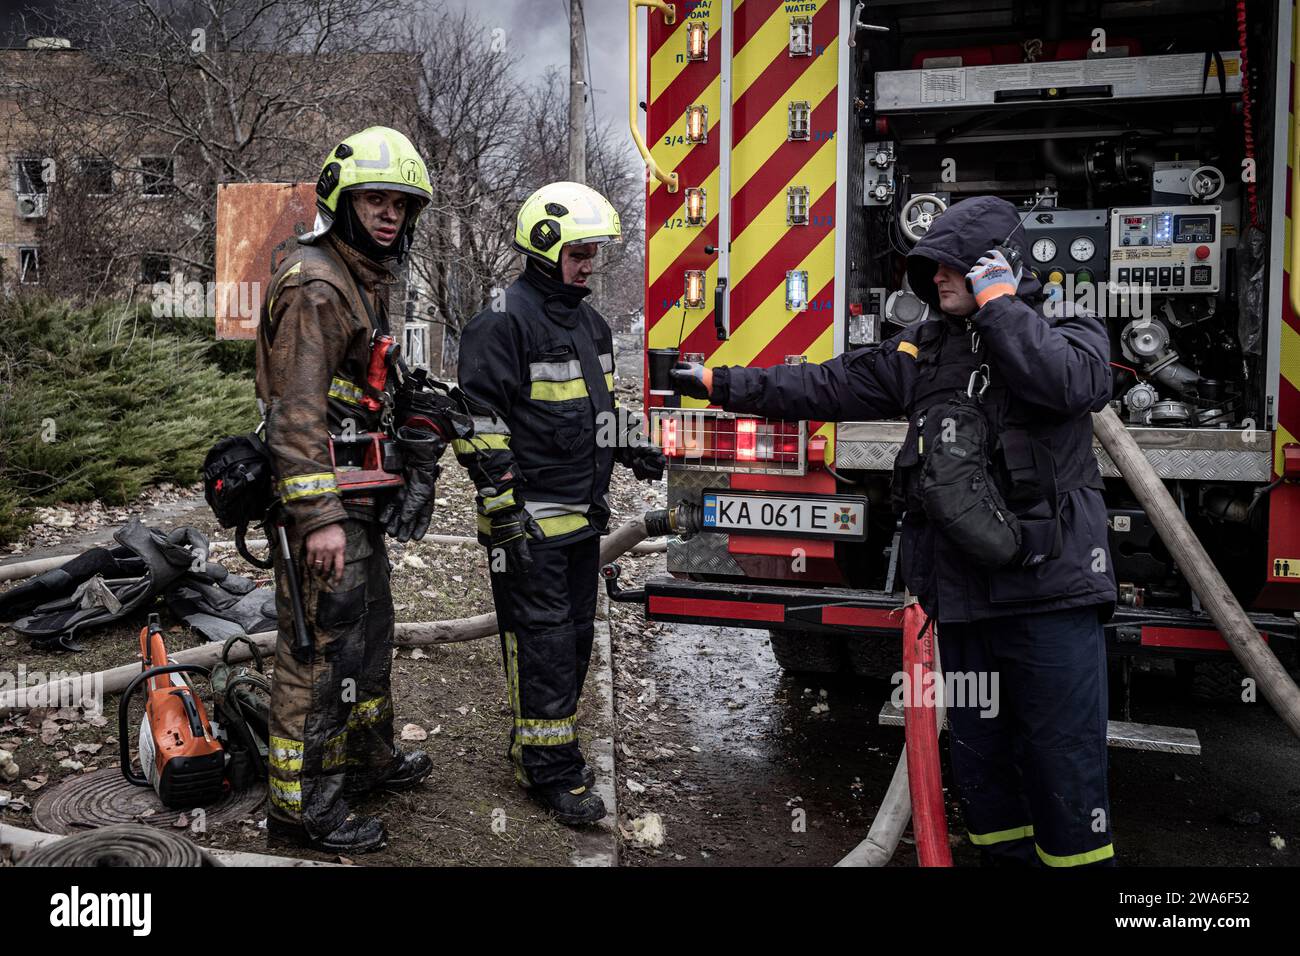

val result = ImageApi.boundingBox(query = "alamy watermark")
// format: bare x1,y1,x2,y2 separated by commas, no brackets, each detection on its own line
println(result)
890,666,1000,718
0,666,105,715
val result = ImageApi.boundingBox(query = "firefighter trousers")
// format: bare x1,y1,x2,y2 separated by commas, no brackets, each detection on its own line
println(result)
938,605,1115,867
488,536,600,791
268,518,399,838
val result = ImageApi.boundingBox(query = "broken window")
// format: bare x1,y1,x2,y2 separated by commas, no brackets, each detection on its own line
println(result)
15,157,49,194
19,247,40,284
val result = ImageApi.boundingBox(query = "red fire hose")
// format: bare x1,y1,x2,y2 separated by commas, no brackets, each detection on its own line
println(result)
902,603,952,866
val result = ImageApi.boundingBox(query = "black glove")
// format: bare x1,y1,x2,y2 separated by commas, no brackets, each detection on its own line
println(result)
487,506,544,575
381,426,445,542
627,443,666,481
668,361,712,400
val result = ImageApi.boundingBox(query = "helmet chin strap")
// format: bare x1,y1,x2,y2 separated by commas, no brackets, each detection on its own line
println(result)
335,196,404,264
525,254,564,282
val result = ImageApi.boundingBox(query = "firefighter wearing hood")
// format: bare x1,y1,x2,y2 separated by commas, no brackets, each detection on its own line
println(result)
456,182,665,825
672,196,1118,867
254,127,444,854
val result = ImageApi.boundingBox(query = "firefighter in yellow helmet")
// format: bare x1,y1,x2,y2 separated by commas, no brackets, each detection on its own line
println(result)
255,127,446,853
456,182,665,824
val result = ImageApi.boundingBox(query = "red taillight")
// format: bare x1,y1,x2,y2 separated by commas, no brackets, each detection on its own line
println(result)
712,418,736,458
661,416,682,458
736,419,758,461
775,423,800,463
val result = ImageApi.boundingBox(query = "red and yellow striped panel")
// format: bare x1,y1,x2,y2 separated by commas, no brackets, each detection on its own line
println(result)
644,0,841,456
1267,0,1300,591
645,0,724,377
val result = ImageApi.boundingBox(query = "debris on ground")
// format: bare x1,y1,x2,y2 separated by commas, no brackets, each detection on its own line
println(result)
623,812,665,848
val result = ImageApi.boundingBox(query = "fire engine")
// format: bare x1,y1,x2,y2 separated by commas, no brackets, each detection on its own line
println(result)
623,0,1300,722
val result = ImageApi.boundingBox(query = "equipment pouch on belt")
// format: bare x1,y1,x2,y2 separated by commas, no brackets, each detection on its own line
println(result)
919,393,1022,568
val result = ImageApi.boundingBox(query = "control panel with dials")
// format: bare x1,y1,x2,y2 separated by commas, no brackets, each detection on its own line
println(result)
1020,208,1109,294
1108,205,1221,293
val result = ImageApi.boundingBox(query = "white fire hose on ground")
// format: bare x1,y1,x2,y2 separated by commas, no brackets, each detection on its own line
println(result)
0,508,690,713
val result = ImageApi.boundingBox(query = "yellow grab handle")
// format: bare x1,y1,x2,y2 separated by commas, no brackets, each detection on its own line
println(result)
1291,1,1300,318
629,0,679,193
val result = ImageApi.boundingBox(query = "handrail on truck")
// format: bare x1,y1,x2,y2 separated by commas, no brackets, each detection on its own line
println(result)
628,0,679,194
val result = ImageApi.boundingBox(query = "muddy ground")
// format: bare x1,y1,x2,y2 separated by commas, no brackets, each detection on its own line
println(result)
0,449,633,866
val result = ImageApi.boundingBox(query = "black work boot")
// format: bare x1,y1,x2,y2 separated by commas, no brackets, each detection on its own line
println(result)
346,750,433,799
533,784,607,826
581,764,596,791
267,814,388,854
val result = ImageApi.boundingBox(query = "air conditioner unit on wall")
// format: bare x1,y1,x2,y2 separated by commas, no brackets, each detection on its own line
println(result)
17,194,47,219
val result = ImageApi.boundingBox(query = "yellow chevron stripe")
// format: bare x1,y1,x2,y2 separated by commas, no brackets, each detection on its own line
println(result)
716,229,837,367
730,38,838,198
728,137,836,280
675,229,837,409
649,2,724,99
648,163,722,284
730,0,799,102
1277,320,1300,475
649,256,720,350
648,75,722,200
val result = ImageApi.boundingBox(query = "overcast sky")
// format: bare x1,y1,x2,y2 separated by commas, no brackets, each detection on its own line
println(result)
442,0,637,159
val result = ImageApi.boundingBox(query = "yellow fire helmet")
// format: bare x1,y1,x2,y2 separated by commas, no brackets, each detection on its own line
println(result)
513,181,622,267
302,126,433,249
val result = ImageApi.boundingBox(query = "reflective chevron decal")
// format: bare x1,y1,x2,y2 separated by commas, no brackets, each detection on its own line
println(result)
644,0,843,459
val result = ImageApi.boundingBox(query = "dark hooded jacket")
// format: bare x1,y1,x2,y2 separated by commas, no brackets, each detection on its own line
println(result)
712,196,1117,623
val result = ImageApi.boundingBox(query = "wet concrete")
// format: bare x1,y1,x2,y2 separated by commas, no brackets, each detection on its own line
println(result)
614,614,1298,867
614,617,967,866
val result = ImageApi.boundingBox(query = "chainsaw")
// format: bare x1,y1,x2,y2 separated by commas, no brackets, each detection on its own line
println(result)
119,615,269,809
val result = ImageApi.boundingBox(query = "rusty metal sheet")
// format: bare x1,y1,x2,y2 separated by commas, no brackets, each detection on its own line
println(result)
214,182,316,339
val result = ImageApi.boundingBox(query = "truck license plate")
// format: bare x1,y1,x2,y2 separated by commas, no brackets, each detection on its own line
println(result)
700,490,868,541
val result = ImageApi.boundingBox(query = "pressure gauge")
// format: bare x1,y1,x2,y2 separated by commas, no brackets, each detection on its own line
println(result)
1069,237,1096,262
1031,238,1057,263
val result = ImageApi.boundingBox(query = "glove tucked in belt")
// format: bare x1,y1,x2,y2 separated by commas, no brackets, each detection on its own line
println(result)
380,426,446,542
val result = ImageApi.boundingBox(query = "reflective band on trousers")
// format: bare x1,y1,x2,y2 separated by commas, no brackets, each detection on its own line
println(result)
348,696,390,728
454,433,510,455
477,512,589,538
1037,842,1115,867
269,777,302,810
279,472,338,502
269,735,304,773
515,715,577,746
328,376,365,406
530,378,588,402
322,730,348,770
968,824,1034,846
503,631,527,786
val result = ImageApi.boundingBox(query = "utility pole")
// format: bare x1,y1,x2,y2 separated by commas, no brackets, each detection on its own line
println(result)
568,0,587,183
